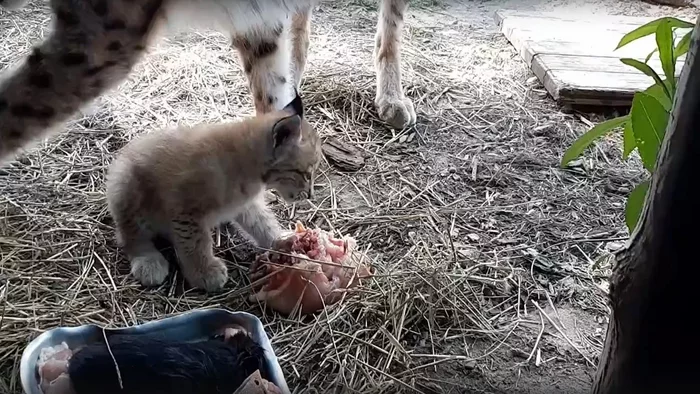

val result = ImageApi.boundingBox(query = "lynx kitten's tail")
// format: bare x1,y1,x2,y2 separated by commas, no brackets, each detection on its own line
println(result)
0,0,165,165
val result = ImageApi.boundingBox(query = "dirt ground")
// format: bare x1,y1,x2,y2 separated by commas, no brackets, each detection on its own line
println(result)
0,0,698,393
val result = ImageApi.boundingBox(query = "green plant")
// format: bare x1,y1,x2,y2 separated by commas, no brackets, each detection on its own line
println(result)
560,17,695,233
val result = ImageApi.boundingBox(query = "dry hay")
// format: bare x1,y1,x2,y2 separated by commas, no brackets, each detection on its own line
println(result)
0,0,648,393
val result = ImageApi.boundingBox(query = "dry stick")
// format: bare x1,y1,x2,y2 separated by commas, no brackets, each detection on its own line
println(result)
101,328,123,389
525,307,546,365
531,300,595,367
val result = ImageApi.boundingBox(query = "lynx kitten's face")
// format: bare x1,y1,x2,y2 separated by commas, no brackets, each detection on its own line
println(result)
266,118,321,203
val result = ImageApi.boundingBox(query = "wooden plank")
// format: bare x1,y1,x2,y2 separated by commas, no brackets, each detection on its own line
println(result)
516,38,663,64
501,25,676,59
500,17,688,62
540,69,660,106
530,55,684,106
494,10,692,28
533,54,684,77
495,9,690,107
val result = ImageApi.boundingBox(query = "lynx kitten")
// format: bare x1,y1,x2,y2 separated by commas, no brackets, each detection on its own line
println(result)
106,92,321,292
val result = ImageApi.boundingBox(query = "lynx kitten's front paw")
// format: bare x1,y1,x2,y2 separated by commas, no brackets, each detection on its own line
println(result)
130,252,170,287
185,257,228,292
376,95,416,129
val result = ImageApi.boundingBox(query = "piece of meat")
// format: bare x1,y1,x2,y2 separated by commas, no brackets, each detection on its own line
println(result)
233,370,282,394
41,373,74,394
249,222,373,315
37,343,75,394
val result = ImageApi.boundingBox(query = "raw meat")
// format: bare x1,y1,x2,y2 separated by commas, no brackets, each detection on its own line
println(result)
249,222,373,315
37,342,74,394
35,327,280,394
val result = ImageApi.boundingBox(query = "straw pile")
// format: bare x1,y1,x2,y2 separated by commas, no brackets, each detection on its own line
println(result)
0,0,663,392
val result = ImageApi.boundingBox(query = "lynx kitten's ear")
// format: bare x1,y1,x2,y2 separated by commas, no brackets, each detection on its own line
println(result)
272,89,305,150
272,114,302,150
283,88,304,119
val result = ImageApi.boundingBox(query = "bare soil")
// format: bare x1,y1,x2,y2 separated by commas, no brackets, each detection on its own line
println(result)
0,0,698,393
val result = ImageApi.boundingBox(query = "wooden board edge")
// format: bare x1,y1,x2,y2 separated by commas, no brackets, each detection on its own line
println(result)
542,70,563,103
492,10,693,27
559,94,635,107
498,20,538,66
530,54,550,85
558,87,637,107
493,10,507,27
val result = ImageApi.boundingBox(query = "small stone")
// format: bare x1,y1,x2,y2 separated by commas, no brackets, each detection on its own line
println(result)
605,241,625,252
523,247,539,257
566,158,584,168
467,233,480,242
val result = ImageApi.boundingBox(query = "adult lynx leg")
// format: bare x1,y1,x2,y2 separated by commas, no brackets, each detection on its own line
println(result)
232,193,283,249
232,24,295,114
170,218,228,292
0,0,165,165
374,0,416,129
290,8,312,89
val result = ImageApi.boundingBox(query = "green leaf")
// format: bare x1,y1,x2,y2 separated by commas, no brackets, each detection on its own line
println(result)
620,58,671,98
674,30,692,60
644,83,672,111
616,17,695,49
630,92,669,172
655,20,676,93
625,180,650,233
645,47,658,63
622,121,636,160
560,115,629,167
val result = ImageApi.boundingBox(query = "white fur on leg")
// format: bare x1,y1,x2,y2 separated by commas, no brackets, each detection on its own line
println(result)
251,26,295,111
374,0,417,129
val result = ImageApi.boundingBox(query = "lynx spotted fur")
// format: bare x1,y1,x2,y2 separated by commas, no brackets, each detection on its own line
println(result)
106,91,321,292
0,0,415,165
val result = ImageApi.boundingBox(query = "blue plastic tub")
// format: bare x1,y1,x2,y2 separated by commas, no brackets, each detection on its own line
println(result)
20,308,289,394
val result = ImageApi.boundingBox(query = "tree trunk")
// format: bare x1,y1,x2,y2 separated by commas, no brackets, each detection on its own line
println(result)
592,15,700,394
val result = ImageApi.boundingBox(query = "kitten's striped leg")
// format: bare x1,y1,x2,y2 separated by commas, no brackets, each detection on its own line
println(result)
232,24,295,114
290,7,312,89
0,0,165,166
170,218,228,292
122,235,170,288
374,0,416,129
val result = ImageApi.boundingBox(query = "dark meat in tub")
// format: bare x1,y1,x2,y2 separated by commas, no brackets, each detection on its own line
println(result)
37,327,278,394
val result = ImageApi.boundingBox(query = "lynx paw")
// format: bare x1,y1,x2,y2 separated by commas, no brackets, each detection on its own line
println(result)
130,252,170,287
185,257,228,292
376,95,416,129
